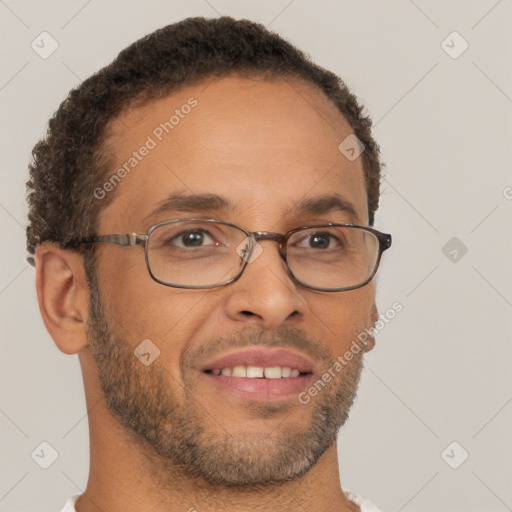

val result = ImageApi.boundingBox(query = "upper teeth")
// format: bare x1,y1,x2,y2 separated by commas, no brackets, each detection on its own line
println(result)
210,366,301,378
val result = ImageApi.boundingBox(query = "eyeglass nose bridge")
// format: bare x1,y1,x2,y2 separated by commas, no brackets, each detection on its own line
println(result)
247,231,288,262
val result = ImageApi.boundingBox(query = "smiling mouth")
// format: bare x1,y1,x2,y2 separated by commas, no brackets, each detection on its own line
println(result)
203,365,311,379
202,364,314,401
199,347,316,400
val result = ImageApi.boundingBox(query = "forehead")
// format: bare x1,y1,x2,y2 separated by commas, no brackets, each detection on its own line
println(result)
98,75,368,232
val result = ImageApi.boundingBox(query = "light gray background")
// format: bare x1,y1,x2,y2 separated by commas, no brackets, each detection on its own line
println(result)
1,1,511,511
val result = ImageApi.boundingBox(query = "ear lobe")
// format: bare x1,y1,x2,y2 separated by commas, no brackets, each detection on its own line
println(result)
34,243,90,355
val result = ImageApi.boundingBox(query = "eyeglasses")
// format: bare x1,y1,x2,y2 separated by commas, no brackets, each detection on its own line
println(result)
74,219,391,292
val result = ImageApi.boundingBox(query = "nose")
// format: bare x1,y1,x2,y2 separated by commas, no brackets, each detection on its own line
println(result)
223,240,305,330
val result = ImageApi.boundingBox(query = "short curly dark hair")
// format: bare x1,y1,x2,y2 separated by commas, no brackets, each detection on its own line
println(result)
26,16,383,256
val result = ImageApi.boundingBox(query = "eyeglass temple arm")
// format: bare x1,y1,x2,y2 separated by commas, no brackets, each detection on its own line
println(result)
26,233,147,267
81,233,148,246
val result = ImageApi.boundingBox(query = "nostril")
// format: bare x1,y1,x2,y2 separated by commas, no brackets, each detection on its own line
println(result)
241,310,255,316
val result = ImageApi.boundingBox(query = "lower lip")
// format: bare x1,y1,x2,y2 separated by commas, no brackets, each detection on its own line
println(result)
203,373,313,401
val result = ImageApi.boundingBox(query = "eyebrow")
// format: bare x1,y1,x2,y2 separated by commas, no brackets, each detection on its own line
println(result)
295,194,360,222
144,192,235,222
144,192,360,223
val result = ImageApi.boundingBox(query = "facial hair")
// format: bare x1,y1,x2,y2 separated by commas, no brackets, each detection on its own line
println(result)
86,273,366,489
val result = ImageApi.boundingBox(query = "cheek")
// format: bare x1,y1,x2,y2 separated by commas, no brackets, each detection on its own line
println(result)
95,250,215,369
307,284,375,342
97,249,157,336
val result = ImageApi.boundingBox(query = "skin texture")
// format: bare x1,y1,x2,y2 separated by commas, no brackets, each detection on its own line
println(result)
35,76,379,512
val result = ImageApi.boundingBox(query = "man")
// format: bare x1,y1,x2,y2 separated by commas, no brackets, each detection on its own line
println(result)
27,16,391,512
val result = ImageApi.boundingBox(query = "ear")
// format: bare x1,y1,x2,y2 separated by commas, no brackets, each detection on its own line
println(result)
363,303,379,353
370,302,379,326
34,242,90,354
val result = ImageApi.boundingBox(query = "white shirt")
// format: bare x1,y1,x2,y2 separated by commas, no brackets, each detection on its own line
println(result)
60,492,383,511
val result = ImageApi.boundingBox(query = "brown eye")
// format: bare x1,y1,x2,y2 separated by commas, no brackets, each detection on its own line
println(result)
295,231,341,250
166,229,218,248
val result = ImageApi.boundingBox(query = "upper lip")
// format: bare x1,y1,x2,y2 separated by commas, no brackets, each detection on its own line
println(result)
200,347,315,374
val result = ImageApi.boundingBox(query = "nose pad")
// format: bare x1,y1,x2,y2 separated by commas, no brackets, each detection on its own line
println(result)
246,239,297,287
235,236,264,264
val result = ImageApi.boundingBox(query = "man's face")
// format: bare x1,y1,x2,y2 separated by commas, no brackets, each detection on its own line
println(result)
86,75,377,487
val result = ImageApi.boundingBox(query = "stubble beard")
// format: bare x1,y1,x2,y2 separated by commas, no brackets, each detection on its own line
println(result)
86,272,365,489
